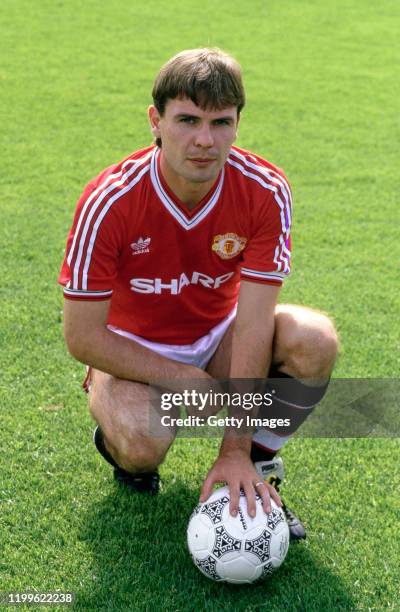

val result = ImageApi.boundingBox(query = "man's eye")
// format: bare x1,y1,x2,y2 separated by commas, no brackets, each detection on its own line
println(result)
180,117,196,123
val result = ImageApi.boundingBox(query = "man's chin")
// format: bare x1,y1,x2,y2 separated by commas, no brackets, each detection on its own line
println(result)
184,167,221,184
186,174,216,184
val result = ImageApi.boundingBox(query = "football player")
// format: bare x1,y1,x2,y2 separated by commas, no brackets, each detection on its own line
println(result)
59,48,338,540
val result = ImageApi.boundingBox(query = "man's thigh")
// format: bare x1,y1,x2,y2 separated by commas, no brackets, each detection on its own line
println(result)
206,303,337,379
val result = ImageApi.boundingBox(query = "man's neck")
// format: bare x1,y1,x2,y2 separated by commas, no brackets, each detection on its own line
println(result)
171,182,213,210
159,154,216,210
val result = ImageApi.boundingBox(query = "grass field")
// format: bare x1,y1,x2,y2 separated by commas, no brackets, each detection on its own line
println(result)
1,0,399,610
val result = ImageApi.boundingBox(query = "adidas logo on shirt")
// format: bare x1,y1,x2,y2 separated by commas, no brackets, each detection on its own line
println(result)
131,237,151,255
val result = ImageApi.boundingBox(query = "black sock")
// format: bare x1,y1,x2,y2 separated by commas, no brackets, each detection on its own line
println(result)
261,366,330,435
251,367,330,455
250,443,277,463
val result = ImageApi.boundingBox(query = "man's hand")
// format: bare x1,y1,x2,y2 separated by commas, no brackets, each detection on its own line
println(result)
199,449,282,518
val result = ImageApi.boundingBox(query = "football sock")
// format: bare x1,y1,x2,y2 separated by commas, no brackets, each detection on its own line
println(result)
250,444,276,462
252,366,330,453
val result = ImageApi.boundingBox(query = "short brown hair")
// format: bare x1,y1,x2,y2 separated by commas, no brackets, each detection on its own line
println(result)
152,48,246,116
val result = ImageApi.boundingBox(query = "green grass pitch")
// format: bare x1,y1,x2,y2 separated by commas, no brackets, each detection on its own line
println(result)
1,0,399,610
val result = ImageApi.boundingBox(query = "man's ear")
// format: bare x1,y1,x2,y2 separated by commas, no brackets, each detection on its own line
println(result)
148,105,161,138
235,112,241,138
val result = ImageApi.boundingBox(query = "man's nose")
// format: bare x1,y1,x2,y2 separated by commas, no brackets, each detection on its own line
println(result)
194,124,214,148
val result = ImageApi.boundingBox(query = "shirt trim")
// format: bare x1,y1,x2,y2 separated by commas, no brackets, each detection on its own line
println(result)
150,148,224,230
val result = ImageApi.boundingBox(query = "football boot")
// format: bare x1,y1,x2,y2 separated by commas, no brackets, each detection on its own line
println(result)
93,425,160,495
253,456,306,541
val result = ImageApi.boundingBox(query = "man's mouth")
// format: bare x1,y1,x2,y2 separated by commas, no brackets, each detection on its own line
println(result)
188,157,216,165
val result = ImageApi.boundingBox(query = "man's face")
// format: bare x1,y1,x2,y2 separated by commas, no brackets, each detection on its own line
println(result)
148,98,239,187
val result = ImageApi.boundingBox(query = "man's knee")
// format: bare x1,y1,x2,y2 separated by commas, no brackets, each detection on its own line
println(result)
103,428,171,473
88,373,174,473
275,305,339,380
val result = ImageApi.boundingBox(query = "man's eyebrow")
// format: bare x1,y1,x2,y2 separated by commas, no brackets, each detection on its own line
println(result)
174,113,235,122
174,113,200,119
214,116,235,123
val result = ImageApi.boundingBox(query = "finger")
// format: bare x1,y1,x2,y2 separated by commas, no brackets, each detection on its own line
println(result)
228,483,240,517
199,473,216,502
265,482,282,507
243,484,257,518
255,481,272,515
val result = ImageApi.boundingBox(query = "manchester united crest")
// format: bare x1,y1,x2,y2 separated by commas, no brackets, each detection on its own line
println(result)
212,233,247,259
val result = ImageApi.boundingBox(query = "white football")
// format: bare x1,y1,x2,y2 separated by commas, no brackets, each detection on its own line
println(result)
187,485,289,584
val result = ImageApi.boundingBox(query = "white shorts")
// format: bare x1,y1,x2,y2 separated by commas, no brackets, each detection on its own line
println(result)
108,306,237,370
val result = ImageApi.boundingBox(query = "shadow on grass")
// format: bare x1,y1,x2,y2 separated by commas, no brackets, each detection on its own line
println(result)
76,482,354,612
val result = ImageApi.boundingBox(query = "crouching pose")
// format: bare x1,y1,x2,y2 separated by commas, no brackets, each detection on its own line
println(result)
59,48,339,540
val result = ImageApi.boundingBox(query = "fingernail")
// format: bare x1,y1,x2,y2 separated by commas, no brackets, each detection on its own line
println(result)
250,510,255,518
231,509,238,517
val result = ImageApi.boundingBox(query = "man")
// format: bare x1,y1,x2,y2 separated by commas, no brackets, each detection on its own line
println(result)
59,48,338,540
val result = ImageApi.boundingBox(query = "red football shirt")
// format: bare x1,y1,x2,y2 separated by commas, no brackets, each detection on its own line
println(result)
59,145,292,344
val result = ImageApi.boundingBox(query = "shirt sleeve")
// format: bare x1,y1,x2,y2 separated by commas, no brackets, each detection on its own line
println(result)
58,180,122,300
240,171,292,286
